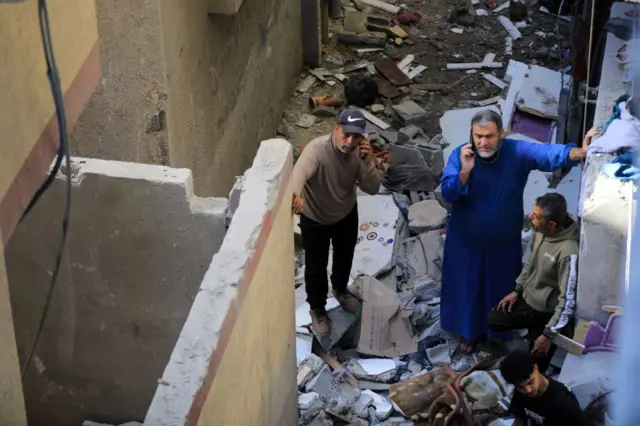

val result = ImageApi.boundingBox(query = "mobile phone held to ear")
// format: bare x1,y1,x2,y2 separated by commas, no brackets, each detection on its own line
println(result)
469,128,477,154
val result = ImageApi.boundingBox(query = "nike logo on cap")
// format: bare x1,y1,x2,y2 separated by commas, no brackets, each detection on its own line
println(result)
347,116,364,123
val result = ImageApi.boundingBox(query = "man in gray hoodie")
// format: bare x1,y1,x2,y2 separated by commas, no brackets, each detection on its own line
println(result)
487,192,579,372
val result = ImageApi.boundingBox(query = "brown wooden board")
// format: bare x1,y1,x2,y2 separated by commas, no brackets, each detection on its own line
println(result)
374,58,412,86
375,77,404,98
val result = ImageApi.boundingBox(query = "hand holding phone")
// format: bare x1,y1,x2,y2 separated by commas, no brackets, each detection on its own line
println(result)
359,138,372,160
460,143,475,173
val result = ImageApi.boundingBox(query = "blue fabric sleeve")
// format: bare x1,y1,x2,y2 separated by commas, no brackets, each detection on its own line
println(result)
440,147,469,202
515,139,578,172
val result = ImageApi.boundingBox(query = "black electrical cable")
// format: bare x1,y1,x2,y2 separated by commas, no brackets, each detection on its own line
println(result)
21,0,72,379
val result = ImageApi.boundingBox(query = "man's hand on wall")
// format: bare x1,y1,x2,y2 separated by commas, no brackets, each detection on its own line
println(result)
292,193,304,214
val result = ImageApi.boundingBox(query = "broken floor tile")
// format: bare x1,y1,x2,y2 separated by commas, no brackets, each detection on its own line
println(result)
299,392,321,410
347,358,397,382
392,100,428,127
297,335,313,365
426,343,451,367
307,410,334,426
353,391,375,418
362,389,394,420
305,365,334,397
408,200,447,234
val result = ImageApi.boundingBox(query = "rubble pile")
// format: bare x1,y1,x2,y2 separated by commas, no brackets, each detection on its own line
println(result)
283,0,571,151
289,0,577,424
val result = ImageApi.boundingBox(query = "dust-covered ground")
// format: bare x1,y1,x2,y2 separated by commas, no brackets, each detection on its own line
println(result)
279,0,571,149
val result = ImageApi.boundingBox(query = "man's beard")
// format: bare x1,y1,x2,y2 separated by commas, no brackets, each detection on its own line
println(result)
477,147,499,158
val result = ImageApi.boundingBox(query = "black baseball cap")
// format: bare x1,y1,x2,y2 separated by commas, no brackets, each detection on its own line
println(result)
337,109,368,136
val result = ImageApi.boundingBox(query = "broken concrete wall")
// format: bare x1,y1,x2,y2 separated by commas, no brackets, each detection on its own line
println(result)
71,0,303,198
4,158,227,426
577,153,632,325
145,139,297,426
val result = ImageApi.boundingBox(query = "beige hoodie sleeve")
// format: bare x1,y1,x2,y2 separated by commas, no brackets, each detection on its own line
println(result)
515,233,537,293
543,253,579,338
291,144,319,195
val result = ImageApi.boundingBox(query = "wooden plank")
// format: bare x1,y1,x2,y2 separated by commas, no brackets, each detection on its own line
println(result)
406,65,427,79
375,58,412,86
482,73,508,89
446,61,503,70
498,16,523,39
397,54,415,71
502,59,528,130
375,77,404,98
350,105,391,129
493,1,510,12
359,0,400,13
552,334,585,356
482,53,497,67
338,31,387,46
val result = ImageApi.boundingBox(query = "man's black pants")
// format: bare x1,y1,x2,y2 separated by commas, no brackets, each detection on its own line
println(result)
300,204,358,311
487,299,568,373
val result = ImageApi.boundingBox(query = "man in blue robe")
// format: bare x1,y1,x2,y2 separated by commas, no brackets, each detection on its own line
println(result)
440,109,591,355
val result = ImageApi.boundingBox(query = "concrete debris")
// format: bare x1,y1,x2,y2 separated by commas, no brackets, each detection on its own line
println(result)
360,0,401,13
410,301,432,326
460,370,514,411
434,184,451,212
392,101,428,127
371,103,385,113
353,391,375,418
307,410,334,426
413,275,441,301
347,358,397,382
305,365,335,396
297,75,317,93
358,380,392,391
426,342,451,366
312,106,337,118
299,354,328,389
379,417,415,426
324,51,345,66
362,389,394,420
399,124,430,144
299,392,322,410
296,114,317,128
408,200,448,234
297,335,313,366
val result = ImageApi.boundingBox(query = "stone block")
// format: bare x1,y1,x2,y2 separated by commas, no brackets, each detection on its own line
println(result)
408,200,448,234
417,143,444,175
426,343,451,367
434,184,452,212
353,392,375,418
392,101,428,127
389,144,426,167
305,365,334,397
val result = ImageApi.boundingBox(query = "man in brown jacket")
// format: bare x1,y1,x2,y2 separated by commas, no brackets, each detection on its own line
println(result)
487,192,579,372
291,109,383,334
